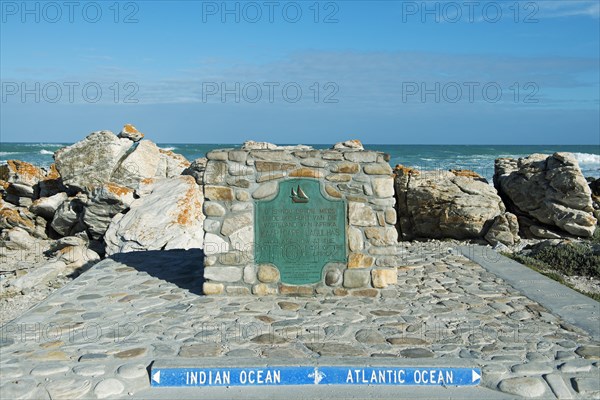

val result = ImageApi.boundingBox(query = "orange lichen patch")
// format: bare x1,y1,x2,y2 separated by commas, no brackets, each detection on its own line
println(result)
105,182,133,197
42,164,60,181
345,139,363,148
450,169,483,179
0,180,9,190
289,168,323,179
0,208,35,228
2,160,44,183
141,177,155,185
159,149,191,167
123,124,141,134
57,246,76,255
394,164,420,176
175,177,203,226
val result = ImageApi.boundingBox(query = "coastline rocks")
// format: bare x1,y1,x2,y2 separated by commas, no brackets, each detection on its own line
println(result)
104,176,204,255
242,140,278,150
0,160,44,190
333,139,364,150
182,158,208,185
118,124,144,142
30,192,68,220
55,130,190,193
83,183,135,239
9,260,68,291
50,194,87,237
54,130,133,193
1,200,48,239
394,166,518,245
494,153,597,238
0,160,46,205
485,212,520,246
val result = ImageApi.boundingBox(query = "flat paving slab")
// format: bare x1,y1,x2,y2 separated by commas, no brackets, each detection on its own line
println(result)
1,244,599,399
457,245,600,341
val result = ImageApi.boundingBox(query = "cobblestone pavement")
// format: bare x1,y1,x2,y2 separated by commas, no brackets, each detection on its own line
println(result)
1,244,599,399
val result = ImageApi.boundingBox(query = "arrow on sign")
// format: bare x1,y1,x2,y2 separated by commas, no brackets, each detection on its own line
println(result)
152,370,161,384
472,370,481,383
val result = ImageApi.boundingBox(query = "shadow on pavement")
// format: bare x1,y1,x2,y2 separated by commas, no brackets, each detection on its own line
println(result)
110,248,205,295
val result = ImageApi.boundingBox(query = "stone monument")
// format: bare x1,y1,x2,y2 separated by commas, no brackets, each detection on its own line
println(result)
202,140,399,296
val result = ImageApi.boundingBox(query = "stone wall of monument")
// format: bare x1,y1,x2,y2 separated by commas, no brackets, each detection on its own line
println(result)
201,142,400,296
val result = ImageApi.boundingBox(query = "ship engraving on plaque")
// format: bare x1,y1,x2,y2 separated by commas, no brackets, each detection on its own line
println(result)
255,179,347,285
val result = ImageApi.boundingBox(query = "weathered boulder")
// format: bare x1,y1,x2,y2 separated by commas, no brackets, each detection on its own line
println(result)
38,164,65,198
50,237,100,271
0,160,44,189
485,212,520,246
395,166,518,245
9,260,68,292
30,192,68,220
118,123,144,142
83,183,135,239
104,176,204,255
494,153,596,238
50,194,87,237
242,140,277,150
1,200,48,239
182,158,208,185
55,130,191,193
158,148,191,178
110,140,161,189
333,139,364,150
1,227,37,250
54,130,133,192
0,160,45,204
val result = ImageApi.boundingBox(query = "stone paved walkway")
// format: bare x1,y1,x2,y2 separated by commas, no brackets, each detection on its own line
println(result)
1,244,599,399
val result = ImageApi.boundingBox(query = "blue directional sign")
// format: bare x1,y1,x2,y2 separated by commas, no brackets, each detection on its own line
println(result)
150,366,481,387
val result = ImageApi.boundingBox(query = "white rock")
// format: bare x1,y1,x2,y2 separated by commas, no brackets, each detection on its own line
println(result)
242,140,278,150
104,176,204,255
54,130,133,192
10,260,67,291
83,183,135,239
29,192,68,219
118,123,144,142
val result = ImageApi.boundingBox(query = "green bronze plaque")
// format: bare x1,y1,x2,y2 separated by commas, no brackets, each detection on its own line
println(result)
255,179,346,285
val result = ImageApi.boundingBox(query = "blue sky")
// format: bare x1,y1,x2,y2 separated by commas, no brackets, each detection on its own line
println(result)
1,0,599,144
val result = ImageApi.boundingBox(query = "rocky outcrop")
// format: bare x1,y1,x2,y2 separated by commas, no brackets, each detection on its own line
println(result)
50,194,87,237
0,160,45,206
29,192,67,220
394,167,519,246
118,123,145,142
333,139,364,150
485,212,520,246
83,183,135,239
182,158,208,185
1,125,198,310
1,199,48,239
104,176,204,255
55,128,190,193
494,153,597,238
54,130,133,193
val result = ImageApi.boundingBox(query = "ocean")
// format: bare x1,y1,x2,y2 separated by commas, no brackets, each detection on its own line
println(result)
1,143,599,183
